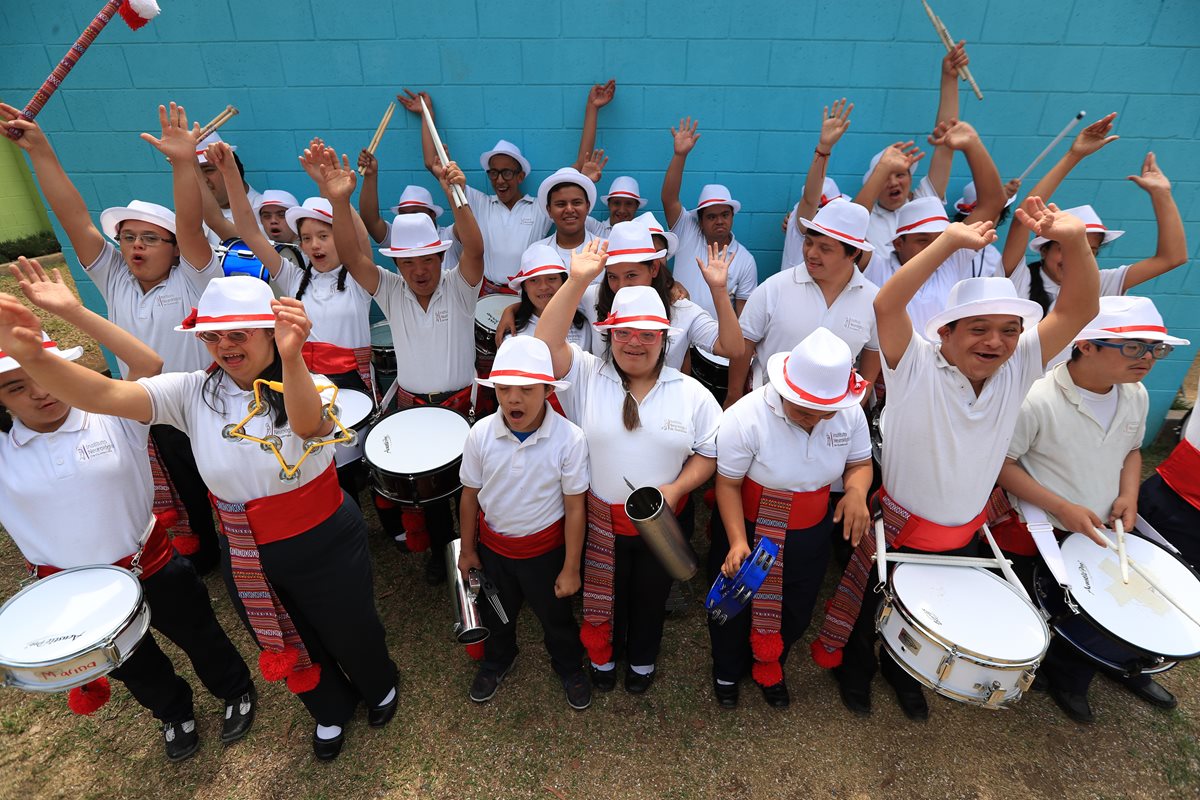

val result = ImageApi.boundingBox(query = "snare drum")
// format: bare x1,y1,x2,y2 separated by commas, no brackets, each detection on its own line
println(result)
370,320,396,374
1034,532,1200,675
218,238,270,281
364,406,471,505
331,389,375,467
0,566,150,692
474,295,516,363
689,347,729,404
877,563,1049,708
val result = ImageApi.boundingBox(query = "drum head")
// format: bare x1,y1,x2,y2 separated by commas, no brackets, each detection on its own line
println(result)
892,563,1047,661
475,295,515,331
371,320,392,348
694,348,729,368
364,407,470,475
0,566,141,666
333,389,374,429
1059,533,1200,659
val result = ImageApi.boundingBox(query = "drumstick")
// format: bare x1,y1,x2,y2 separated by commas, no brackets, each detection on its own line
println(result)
1095,530,1200,631
980,523,1030,601
1115,519,1129,584
358,101,396,176
419,96,468,209
1015,111,1085,183
921,0,983,100
197,105,238,142
874,517,888,586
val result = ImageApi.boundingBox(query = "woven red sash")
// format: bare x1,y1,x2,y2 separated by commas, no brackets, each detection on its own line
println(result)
580,491,618,664
1158,438,1200,512
479,514,565,558
146,436,196,555
481,277,518,297
982,487,1037,556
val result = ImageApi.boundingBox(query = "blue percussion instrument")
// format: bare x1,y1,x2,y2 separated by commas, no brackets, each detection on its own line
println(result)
218,239,305,282
705,537,780,625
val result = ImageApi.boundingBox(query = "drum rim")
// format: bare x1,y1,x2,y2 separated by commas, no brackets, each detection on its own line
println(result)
886,563,1050,665
363,406,469,472
367,459,464,504
332,389,376,431
0,565,146,669
877,637,1026,708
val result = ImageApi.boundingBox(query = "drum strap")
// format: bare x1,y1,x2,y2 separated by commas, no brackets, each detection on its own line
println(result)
479,515,565,559
1157,438,1200,512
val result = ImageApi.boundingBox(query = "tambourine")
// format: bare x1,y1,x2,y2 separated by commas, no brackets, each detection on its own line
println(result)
705,538,780,625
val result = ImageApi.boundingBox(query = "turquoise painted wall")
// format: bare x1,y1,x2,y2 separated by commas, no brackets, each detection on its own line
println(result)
2,0,1197,436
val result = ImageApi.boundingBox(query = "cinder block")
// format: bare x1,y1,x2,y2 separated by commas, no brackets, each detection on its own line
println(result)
125,44,209,89
320,0,396,39
201,43,288,88
685,40,770,87
734,4,814,40
1065,1,1156,45
646,1,731,37
282,42,362,87
766,40,849,87
148,1,235,42
1121,94,1200,139
981,1,1072,45
722,87,809,133
682,129,760,174
395,0,477,38
562,1,646,38
229,5,313,40
848,42,940,89
721,172,792,214
1010,47,1103,92
1172,48,1200,94
812,0,901,41
248,87,332,132
643,86,726,128
46,44,131,90
358,41,442,86
894,1,987,43
521,41,605,86
590,130,662,172
479,0,561,37
1091,47,1185,94
1150,0,1200,47
441,40,522,84
484,86,562,130
0,45,53,89
604,40,686,86
597,85,645,132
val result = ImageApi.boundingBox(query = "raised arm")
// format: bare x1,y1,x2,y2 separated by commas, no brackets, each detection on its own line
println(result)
573,80,615,171
1,103,106,266
1122,153,1188,290
140,103,212,271
929,119,1004,225
397,89,438,176
206,141,283,276
853,141,925,211
300,140,374,258
697,242,744,360
319,151,381,296
272,297,332,439
795,99,853,226
535,240,608,379
926,41,969,199
433,155,483,287
661,117,700,228
11,257,162,381
356,149,389,243
195,162,238,242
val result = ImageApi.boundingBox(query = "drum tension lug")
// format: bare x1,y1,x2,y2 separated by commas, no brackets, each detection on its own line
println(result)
936,651,955,682
985,682,1007,707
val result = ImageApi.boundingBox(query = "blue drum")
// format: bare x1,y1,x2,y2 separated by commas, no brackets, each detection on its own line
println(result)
705,537,780,625
219,239,304,282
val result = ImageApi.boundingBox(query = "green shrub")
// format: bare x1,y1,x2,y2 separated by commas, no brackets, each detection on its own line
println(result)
0,230,61,261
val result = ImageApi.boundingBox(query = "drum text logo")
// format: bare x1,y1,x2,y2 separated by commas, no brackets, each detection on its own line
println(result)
27,632,84,648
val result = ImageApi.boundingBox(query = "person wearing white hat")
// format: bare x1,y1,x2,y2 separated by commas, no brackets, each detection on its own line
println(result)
0,259,255,763
252,189,301,245
537,242,722,695
456,336,592,709
1141,373,1200,571
999,113,1187,325
355,149,462,272
507,244,592,352
191,131,263,248
996,295,1189,722
948,178,1021,284
595,175,649,238
708,328,873,709
533,167,606,270
729,199,881,408
324,147,485,583
817,201,1101,721
0,277,399,761
780,98,853,271
660,118,759,318
398,83,615,293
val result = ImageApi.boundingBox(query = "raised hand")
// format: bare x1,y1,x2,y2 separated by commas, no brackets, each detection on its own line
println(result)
0,292,45,361
205,141,239,178
435,158,466,194
1004,178,1023,200
580,148,607,182
670,117,701,156
879,140,925,173
140,102,198,164
317,151,358,201
299,137,329,185
940,220,998,252
588,79,616,109
927,118,979,151
397,89,433,117
941,40,969,77
0,102,49,152
721,541,751,579
1014,197,1084,244
1069,112,1119,159
271,297,312,361
570,238,609,284
1127,152,1170,195
10,257,81,317
357,148,379,178
697,241,731,289
818,98,853,151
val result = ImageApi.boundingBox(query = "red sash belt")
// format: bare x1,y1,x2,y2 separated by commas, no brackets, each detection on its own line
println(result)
740,478,830,530
479,514,565,558
301,341,359,376
394,384,473,415
1158,438,1200,512
34,514,173,580
210,464,343,546
481,278,518,297
880,487,987,552
607,493,688,537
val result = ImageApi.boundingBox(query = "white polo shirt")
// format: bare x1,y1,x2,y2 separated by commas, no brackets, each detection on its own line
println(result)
780,203,805,272
881,328,1044,526
669,211,758,319
865,248,992,341
557,345,721,504
1007,363,1146,531
378,220,461,272
138,370,335,503
372,264,481,394
83,241,221,377
718,385,871,492
464,185,551,286
666,299,721,371
459,405,591,536
739,263,880,387
533,228,605,285
272,259,372,350
1009,258,1129,308
0,409,153,568
515,313,591,352
865,176,942,260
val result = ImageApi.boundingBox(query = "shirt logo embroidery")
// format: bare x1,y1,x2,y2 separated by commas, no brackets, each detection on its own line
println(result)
155,294,182,308
661,419,688,434
76,439,116,461
826,431,850,448
843,318,864,333
434,309,450,324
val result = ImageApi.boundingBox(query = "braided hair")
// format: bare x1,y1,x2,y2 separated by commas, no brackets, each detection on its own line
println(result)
295,218,349,301
201,339,289,427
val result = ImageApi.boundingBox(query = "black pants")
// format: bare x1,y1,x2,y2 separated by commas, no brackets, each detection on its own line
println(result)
478,542,583,678
837,539,981,693
110,554,253,724
607,500,696,668
708,509,833,683
1139,473,1200,570
150,425,218,568
219,493,397,727
326,368,371,500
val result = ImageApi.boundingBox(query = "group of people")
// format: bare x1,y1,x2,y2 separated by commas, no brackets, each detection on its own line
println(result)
0,39,1195,766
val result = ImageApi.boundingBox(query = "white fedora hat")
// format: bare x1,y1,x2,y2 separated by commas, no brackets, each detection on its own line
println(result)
284,197,334,236
766,327,869,411
389,185,444,219
252,190,299,214
477,336,569,390
606,221,666,266
1076,295,1189,346
692,183,741,215
508,244,567,291
819,177,844,207
195,132,236,165
798,198,874,252
601,176,648,208
0,332,84,375
862,148,917,187
952,180,1016,215
536,167,598,214
1030,204,1124,252
378,213,453,259
635,211,678,257
99,200,177,241
893,196,949,238
175,276,276,332
594,285,679,333
479,139,531,176
923,277,1044,341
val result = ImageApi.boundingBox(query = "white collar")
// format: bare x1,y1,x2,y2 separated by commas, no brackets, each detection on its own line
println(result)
597,359,684,387
10,407,87,447
490,402,557,445
792,261,867,291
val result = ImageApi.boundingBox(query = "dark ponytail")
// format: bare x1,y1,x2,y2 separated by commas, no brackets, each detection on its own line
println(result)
202,341,288,427
295,264,348,301
1026,244,1054,315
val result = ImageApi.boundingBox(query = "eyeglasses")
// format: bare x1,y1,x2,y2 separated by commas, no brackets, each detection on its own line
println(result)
1090,339,1174,360
610,328,664,344
486,168,521,181
118,232,176,247
195,330,253,344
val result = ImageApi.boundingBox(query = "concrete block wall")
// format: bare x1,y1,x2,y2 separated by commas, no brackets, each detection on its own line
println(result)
1,0,1197,436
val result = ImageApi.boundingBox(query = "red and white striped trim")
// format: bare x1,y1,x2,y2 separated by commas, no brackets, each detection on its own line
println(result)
607,191,641,199
781,357,868,406
697,197,733,208
1085,223,1107,232
607,247,658,257
389,239,444,251
486,369,558,383
1100,325,1168,334
397,200,433,208
0,340,59,359
807,221,866,244
894,214,949,234
507,263,566,282
595,313,671,328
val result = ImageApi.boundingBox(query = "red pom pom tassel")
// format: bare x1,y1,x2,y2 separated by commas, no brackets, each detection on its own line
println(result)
810,639,843,669
117,1,153,30
172,534,200,556
752,659,784,688
465,641,485,660
579,621,613,665
402,511,430,552
67,677,111,715
259,647,299,682
750,630,784,662
286,663,321,694
703,487,716,509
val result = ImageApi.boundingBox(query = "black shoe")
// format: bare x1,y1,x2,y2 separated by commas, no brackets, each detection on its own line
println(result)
761,680,790,709
163,719,199,762
832,670,871,717
367,687,399,727
591,666,617,693
894,687,929,721
424,553,446,585
1114,675,1178,710
220,685,256,744
623,668,655,695
562,670,592,710
713,680,738,709
469,661,514,703
312,728,344,761
1048,684,1094,724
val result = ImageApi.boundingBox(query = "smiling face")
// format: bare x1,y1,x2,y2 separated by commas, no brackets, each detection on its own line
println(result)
547,184,589,238
522,272,566,315
394,253,445,300
801,232,858,284
1038,232,1105,284
0,367,71,433
879,167,913,211
200,328,276,389
117,220,178,290
605,261,657,294
297,218,340,273
606,197,640,225
259,206,294,242
610,327,665,380
495,383,551,432
698,204,733,243
938,315,1023,385
487,154,525,207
